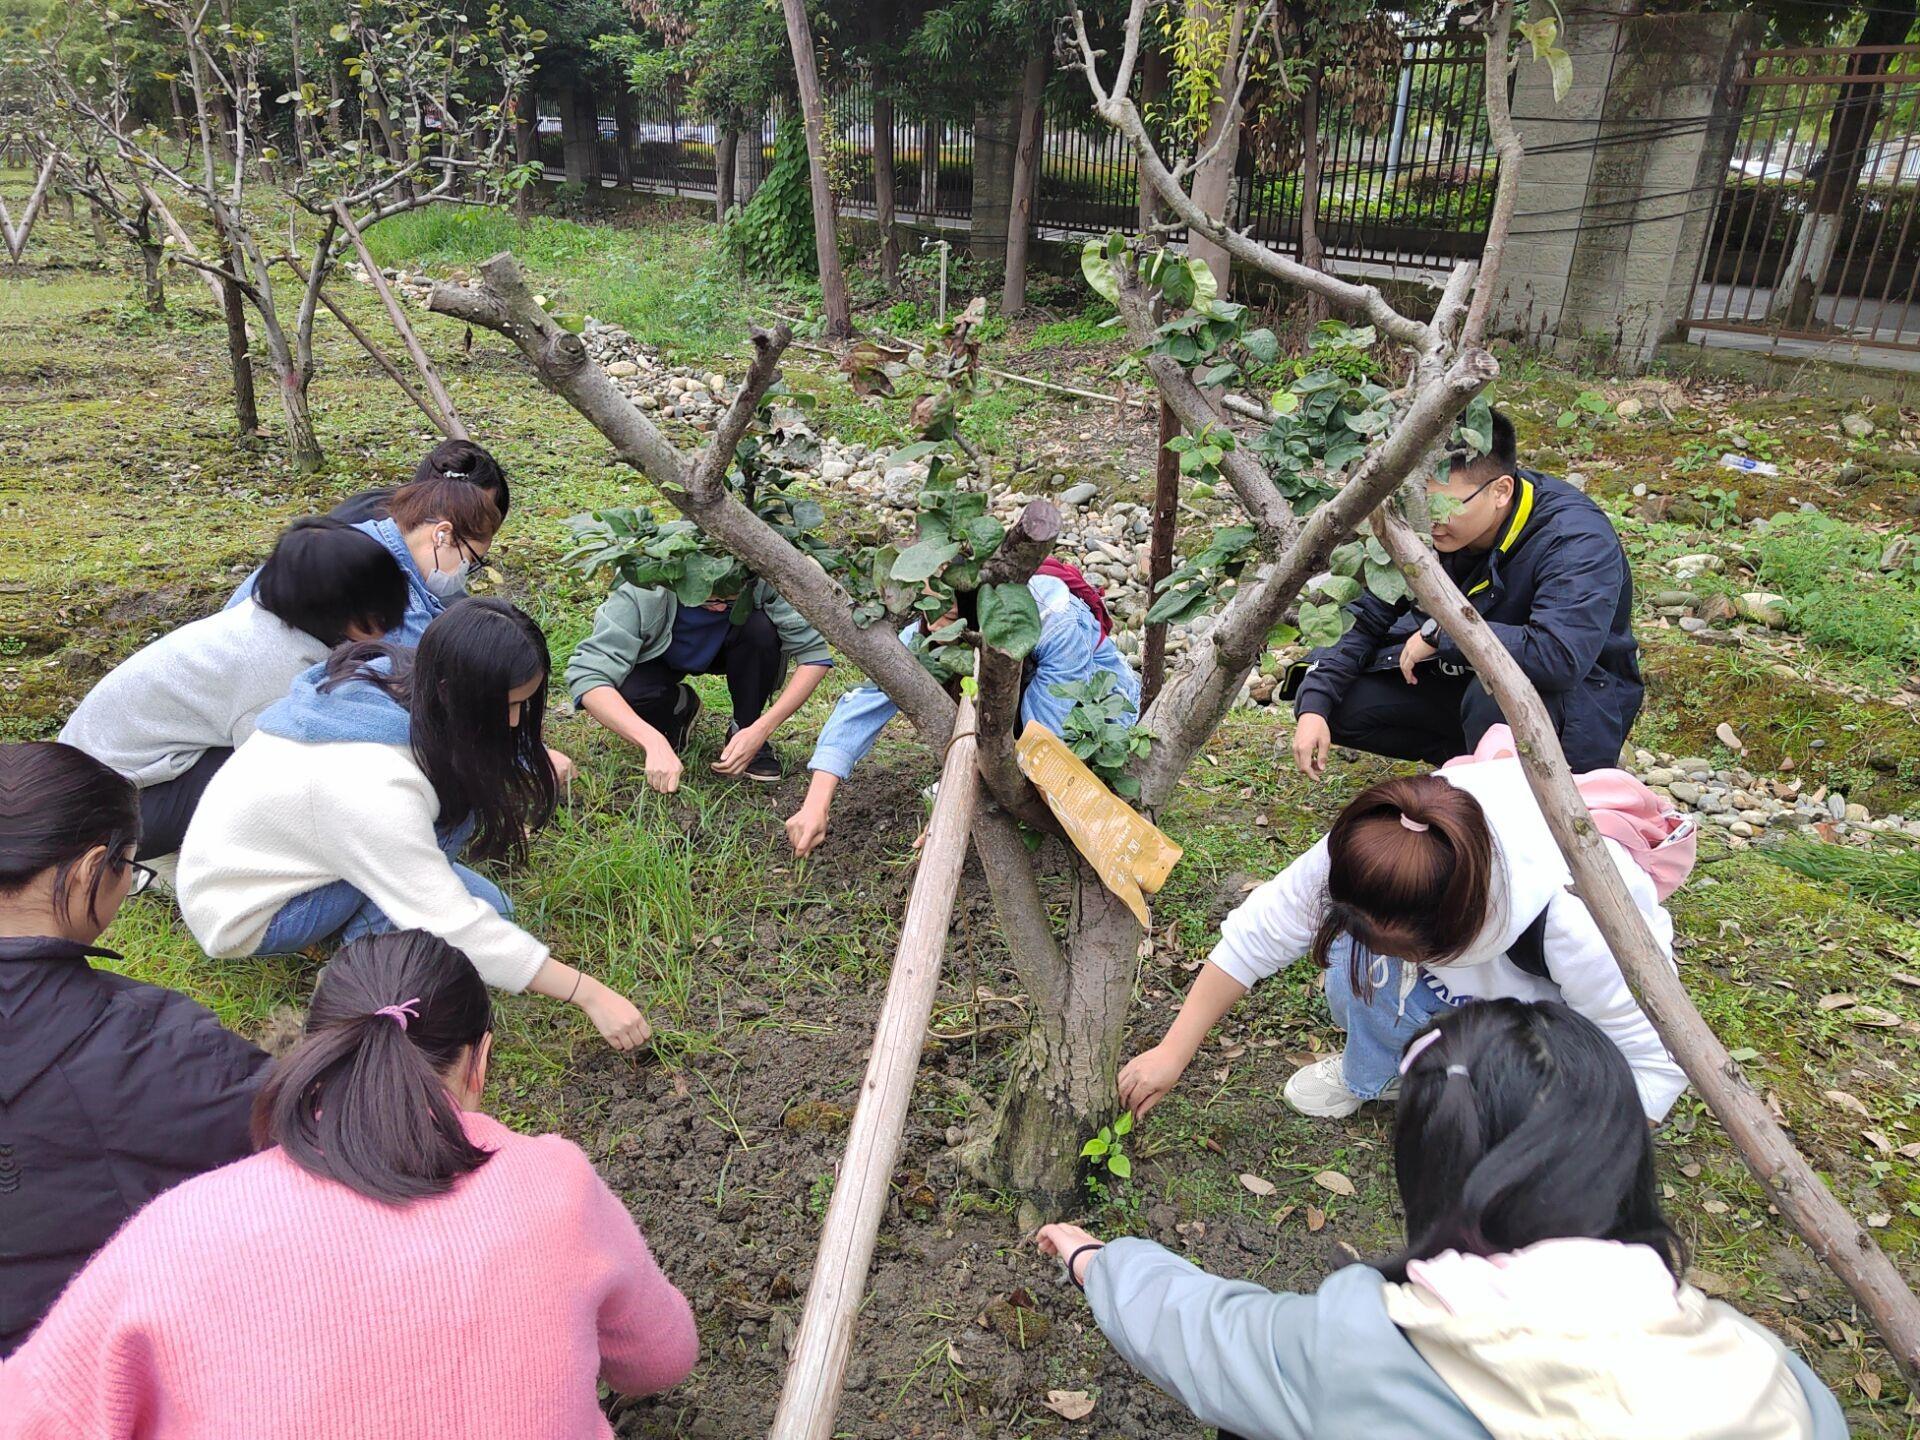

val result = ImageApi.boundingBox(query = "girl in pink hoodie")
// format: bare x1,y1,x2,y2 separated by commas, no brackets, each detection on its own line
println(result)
2,930,698,1440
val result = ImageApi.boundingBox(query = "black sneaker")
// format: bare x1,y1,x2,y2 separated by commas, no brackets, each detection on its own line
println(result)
667,684,702,752
727,720,784,783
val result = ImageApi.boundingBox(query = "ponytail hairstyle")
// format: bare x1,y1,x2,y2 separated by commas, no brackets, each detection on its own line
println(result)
0,742,141,925
1377,999,1681,1283
252,929,494,1205
319,599,556,865
1310,774,1495,1001
413,439,510,521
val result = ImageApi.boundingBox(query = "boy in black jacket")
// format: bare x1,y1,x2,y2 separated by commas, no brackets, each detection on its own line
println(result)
1291,410,1642,776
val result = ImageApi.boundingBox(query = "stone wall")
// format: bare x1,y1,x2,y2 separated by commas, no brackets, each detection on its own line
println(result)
1489,11,1758,372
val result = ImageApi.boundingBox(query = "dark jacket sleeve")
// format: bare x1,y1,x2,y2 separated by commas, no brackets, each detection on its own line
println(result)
1292,592,1411,719
124,991,267,1175
1430,521,1626,694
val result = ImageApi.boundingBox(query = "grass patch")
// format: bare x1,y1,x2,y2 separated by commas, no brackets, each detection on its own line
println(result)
1767,838,1920,918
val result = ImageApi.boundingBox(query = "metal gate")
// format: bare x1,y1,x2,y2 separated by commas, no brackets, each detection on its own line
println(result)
1689,44,1920,355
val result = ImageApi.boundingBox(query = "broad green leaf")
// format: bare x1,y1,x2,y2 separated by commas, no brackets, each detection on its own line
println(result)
1107,1151,1133,1179
964,515,1006,555
892,537,961,583
672,550,736,606
1113,1109,1134,1137
790,498,825,531
1081,240,1121,303
1546,44,1573,103
1363,559,1409,605
1298,600,1351,650
1242,328,1280,364
980,582,1042,659
1081,1136,1110,1158
888,439,941,466
1313,574,1363,606
1268,390,1300,416
1187,260,1219,307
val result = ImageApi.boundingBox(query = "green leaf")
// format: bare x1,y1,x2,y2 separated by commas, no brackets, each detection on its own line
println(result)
1242,328,1279,364
1298,600,1351,650
672,550,736,606
1201,363,1238,388
1268,390,1300,416
979,582,1042,659
1187,259,1219,307
1546,45,1573,103
964,515,1006,555
892,538,961,583
790,498,825,531
1113,1109,1134,1137
551,312,587,335
1081,240,1120,303
888,440,941,466
1080,1136,1110,1158
1313,574,1363,606
1106,1151,1133,1179
1363,559,1409,605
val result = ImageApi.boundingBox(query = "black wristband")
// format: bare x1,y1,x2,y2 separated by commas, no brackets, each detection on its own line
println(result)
1065,1242,1106,1290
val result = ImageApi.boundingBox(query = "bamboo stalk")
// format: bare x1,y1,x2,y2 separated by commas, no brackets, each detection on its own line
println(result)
1375,507,1920,1383
769,700,982,1440
333,202,470,439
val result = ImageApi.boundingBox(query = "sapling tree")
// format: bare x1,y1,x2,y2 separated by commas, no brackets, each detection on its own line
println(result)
432,4,1920,1382
52,0,539,471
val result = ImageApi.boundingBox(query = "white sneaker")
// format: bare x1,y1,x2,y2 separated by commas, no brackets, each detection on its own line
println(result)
1283,1053,1398,1119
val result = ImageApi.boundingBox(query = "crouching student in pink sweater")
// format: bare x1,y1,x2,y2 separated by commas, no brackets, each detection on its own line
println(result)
0,930,697,1440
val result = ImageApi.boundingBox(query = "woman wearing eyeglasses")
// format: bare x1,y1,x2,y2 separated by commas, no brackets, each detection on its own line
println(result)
0,742,266,1358
228,473,503,647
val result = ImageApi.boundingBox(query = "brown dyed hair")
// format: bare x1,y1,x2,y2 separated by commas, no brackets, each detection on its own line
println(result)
384,475,503,546
1310,774,1496,999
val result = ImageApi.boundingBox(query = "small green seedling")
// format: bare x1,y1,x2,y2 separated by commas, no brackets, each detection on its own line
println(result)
1081,1108,1135,1179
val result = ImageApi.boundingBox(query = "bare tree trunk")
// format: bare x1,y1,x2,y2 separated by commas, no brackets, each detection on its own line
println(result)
1186,0,1249,293
1137,42,1169,235
86,201,110,263
140,240,165,313
873,92,900,292
218,246,259,438
560,85,596,187
326,66,344,144
514,84,537,219
779,0,852,339
168,77,191,146
1141,400,1180,704
715,127,739,220
988,861,1142,1214
1001,47,1048,317
613,88,635,189
276,366,323,473
1299,72,1329,325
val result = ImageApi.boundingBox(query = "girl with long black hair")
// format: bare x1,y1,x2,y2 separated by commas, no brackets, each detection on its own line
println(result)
1037,1001,1846,1440
4,930,697,1436
177,598,648,1048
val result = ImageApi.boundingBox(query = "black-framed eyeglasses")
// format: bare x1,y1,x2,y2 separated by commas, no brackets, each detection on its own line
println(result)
125,860,159,896
1428,472,1508,506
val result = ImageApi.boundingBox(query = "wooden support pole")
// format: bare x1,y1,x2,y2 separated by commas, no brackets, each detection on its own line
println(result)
1375,507,1920,1384
288,258,454,436
333,202,470,439
770,700,983,1440
1141,400,1180,707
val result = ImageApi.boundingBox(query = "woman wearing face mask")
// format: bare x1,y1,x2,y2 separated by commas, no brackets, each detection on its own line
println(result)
228,475,501,646
176,599,649,1049
3,930,698,1438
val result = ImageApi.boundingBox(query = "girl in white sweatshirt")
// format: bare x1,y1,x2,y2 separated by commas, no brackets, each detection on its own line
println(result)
1121,757,1686,1122
178,598,651,1051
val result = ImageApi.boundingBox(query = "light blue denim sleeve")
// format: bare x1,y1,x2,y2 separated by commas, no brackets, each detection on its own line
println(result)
807,620,916,777
1020,577,1141,738
226,567,263,609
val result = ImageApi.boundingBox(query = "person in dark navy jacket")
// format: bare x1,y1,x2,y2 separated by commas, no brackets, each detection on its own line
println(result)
0,742,265,1357
1291,409,1642,777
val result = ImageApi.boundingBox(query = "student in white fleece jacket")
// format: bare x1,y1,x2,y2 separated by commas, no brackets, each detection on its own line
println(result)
1120,755,1686,1122
1039,1002,1843,1440
178,598,652,1051
60,519,408,859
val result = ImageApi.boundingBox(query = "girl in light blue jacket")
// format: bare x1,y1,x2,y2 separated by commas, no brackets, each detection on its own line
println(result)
1038,1001,1847,1440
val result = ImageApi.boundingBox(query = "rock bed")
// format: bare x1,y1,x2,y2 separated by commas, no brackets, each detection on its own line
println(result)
373,273,1899,850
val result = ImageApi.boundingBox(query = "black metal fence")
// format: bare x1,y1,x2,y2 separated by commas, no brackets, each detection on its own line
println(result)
538,31,1496,273
1689,45,1920,352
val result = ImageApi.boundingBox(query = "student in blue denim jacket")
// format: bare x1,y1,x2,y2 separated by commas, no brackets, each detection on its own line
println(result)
784,573,1138,856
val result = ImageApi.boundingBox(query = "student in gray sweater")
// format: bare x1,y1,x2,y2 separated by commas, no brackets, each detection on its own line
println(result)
566,578,832,792
1037,1001,1846,1440
60,519,408,857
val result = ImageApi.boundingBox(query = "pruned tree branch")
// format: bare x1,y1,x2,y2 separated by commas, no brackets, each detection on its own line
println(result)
1464,4,1524,348
976,501,1065,831
1375,508,1920,1384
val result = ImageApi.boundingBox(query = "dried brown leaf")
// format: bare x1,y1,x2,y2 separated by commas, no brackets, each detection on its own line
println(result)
1823,1089,1871,1117
1044,1390,1095,1421
1313,1170,1357,1198
1239,1173,1276,1197
1305,1204,1326,1232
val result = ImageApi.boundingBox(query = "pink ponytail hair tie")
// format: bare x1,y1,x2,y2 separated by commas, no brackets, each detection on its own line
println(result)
373,998,422,1032
1399,1029,1444,1075
1399,813,1430,833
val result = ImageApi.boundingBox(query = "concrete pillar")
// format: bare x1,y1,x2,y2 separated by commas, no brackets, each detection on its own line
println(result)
1488,11,1757,372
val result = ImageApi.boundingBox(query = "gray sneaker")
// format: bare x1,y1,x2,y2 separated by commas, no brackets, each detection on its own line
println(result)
1282,1052,1399,1119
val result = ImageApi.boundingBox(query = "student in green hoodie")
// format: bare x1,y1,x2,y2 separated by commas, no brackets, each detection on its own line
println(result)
566,576,832,793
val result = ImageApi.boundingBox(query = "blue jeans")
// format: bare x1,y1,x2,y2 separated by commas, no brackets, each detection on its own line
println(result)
1323,936,1467,1099
255,822,510,955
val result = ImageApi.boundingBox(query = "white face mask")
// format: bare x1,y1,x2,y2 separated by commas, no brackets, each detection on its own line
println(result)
426,531,472,599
